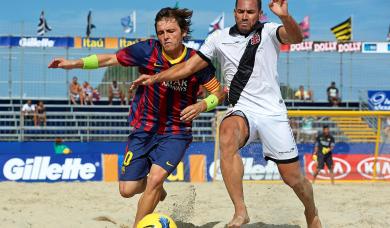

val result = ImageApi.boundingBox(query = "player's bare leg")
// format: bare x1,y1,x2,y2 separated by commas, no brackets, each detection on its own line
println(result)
119,178,147,198
219,116,250,227
329,168,335,185
133,165,168,227
278,161,322,228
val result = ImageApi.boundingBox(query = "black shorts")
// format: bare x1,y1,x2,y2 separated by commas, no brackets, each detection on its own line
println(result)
317,153,333,170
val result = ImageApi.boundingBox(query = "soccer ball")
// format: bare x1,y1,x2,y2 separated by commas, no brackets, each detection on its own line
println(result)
136,213,177,228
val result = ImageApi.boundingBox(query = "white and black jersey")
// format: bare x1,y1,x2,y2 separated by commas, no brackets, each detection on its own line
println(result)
199,22,299,163
199,22,286,115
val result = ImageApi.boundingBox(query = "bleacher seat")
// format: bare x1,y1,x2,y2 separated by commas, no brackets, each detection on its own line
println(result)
0,98,364,142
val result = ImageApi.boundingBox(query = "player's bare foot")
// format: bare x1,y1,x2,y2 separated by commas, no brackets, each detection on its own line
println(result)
160,188,167,201
305,207,322,228
227,214,250,228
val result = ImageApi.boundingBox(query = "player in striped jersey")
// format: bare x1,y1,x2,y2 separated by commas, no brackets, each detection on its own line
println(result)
48,7,225,227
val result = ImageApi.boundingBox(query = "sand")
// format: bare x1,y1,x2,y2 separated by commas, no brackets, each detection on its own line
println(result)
0,181,389,228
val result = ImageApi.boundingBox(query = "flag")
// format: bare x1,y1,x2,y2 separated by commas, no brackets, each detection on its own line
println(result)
121,11,136,33
37,11,51,36
86,10,96,37
259,13,268,23
387,24,390,41
299,16,310,39
331,17,352,41
174,1,179,8
208,14,224,34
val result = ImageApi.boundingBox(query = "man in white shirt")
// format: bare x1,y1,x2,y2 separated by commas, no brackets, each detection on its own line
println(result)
133,0,321,227
21,100,35,124
327,81,340,106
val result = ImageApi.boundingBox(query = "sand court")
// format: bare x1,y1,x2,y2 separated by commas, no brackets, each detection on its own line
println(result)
0,181,389,227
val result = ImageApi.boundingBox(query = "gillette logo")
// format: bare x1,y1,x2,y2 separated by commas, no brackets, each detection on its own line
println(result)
3,156,98,181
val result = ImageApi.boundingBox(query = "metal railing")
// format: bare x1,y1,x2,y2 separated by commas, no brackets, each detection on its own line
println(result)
0,105,216,142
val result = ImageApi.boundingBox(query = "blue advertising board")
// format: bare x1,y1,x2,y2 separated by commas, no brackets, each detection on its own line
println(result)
368,90,390,110
1,141,384,182
0,36,74,48
0,153,102,182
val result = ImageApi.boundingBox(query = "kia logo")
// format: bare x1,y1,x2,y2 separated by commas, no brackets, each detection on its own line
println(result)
369,92,386,105
357,157,390,179
307,157,351,179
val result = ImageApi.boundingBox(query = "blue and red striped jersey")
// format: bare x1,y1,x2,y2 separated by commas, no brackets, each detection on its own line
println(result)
116,39,218,135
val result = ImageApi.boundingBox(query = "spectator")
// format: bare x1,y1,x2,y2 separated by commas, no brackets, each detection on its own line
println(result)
383,117,390,140
127,84,136,105
69,76,84,105
53,138,72,154
300,116,317,143
34,101,46,127
289,117,300,142
82,81,94,105
21,100,35,125
92,88,100,103
294,85,312,101
327,81,340,106
108,80,125,105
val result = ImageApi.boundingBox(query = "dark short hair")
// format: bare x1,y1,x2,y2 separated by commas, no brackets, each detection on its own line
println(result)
235,0,262,10
323,125,329,129
154,7,193,41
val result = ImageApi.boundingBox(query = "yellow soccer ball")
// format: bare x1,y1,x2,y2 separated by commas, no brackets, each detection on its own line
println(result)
137,213,177,228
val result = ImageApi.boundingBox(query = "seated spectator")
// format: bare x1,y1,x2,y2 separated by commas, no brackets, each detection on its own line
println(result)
127,84,136,105
294,85,313,101
327,81,341,107
34,101,46,127
300,116,317,143
82,81,94,105
69,76,84,105
21,100,35,125
289,117,300,142
383,117,390,140
108,80,125,105
92,89,100,103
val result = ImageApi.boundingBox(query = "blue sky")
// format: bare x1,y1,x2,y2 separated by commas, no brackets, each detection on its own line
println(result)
0,0,389,41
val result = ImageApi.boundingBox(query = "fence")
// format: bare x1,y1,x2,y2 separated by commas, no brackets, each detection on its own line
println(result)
0,102,216,142
1,45,389,101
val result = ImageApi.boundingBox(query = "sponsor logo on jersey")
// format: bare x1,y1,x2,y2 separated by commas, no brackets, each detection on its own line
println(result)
251,33,261,45
162,80,188,92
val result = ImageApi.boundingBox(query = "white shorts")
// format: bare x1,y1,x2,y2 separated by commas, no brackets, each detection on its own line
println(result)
71,93,80,100
224,108,298,164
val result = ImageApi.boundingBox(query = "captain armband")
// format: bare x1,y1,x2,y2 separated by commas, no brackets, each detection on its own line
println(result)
203,94,219,112
81,54,99,69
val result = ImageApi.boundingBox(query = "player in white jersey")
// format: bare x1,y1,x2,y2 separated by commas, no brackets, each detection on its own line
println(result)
133,0,321,227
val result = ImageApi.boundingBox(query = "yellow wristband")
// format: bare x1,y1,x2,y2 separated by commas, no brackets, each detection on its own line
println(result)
81,54,99,69
203,94,218,112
